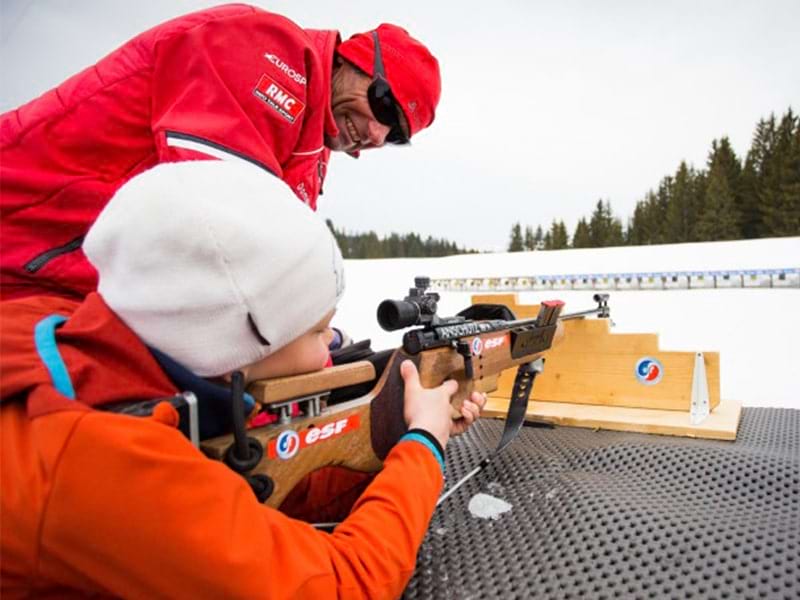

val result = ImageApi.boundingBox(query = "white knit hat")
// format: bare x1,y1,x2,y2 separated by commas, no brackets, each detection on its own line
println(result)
84,160,344,377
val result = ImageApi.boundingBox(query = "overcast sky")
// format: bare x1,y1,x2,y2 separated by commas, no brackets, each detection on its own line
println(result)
2,0,798,251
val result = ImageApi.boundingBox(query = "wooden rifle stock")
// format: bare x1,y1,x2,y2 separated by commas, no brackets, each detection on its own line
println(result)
201,318,564,508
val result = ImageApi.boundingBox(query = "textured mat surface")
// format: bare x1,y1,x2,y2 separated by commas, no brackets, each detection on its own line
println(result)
404,407,799,599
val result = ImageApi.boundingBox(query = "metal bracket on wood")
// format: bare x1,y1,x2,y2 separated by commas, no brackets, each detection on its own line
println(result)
269,393,328,424
690,352,710,425
181,391,200,447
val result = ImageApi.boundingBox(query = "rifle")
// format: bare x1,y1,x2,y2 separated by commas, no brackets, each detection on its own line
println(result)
201,279,607,508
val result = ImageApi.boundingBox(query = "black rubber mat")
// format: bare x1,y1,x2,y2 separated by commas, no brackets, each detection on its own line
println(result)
404,407,799,599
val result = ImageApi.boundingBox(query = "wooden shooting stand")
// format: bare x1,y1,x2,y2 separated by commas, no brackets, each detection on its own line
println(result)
474,294,741,440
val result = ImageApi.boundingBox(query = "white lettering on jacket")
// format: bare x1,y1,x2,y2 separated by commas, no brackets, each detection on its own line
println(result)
264,53,307,86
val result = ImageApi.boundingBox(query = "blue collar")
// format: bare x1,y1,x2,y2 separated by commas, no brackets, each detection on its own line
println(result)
149,347,256,440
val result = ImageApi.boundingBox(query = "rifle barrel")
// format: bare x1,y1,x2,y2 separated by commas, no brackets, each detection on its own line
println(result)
558,307,604,320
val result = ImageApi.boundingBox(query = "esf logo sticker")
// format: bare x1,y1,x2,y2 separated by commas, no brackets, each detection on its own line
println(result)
274,430,300,459
267,415,360,460
485,335,507,350
471,334,507,356
635,357,664,385
471,337,483,355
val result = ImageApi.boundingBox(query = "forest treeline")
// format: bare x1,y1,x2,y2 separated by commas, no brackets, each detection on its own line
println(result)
327,108,798,258
326,220,476,259
508,108,799,251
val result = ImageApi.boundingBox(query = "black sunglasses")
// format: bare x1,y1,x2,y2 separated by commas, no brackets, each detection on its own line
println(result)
367,31,410,145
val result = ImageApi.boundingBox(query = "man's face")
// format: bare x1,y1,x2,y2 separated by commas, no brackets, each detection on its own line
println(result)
325,61,409,153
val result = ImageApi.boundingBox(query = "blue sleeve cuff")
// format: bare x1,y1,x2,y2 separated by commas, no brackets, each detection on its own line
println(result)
399,429,445,474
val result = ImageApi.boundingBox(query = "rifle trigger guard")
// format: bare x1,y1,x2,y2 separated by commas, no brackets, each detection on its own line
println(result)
455,341,474,379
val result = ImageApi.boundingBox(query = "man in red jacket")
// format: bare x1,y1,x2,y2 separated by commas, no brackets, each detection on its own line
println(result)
0,4,441,300
0,160,484,598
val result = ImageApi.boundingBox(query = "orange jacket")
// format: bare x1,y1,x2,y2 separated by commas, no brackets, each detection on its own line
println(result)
0,295,443,599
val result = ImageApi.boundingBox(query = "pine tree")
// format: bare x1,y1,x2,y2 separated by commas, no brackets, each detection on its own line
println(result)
651,178,672,244
572,218,592,247
739,154,762,238
710,138,742,193
783,109,800,234
508,222,524,252
740,115,777,238
762,109,800,236
607,213,624,246
625,208,642,245
386,232,402,257
645,190,666,244
589,199,608,247
406,233,423,257
548,220,569,249
587,199,623,247
524,225,535,250
695,160,740,241
688,170,708,241
706,137,743,236
664,163,695,243
534,225,544,250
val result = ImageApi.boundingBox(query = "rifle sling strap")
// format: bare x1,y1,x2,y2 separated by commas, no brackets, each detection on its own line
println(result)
437,358,544,506
495,358,544,455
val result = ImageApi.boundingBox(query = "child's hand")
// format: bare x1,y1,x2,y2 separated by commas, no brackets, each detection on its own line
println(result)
400,360,458,450
449,390,487,437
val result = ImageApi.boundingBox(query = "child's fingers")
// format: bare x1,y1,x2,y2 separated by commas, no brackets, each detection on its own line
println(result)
400,360,421,392
460,400,480,424
440,379,459,397
470,391,488,409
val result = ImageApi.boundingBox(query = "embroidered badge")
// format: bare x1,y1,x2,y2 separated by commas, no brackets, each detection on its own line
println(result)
253,74,305,123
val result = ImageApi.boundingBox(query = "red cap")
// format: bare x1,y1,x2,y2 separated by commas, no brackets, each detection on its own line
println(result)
337,24,441,138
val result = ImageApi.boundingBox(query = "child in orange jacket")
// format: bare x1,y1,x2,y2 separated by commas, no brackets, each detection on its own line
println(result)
0,160,484,599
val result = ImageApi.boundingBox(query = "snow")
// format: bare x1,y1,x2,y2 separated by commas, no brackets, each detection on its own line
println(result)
468,493,513,520
335,237,800,409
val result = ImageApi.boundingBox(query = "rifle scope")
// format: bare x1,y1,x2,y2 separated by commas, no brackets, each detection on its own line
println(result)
377,276,439,331
377,299,423,331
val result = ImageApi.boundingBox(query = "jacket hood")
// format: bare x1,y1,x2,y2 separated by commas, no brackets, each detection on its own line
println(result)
0,294,177,417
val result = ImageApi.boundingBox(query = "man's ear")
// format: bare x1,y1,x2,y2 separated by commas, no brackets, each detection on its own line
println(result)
332,55,345,76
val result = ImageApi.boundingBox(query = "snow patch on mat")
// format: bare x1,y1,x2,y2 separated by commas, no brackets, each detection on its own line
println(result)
468,493,513,520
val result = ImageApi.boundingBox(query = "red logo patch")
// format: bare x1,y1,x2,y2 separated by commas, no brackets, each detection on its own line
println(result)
254,74,305,123
267,415,360,459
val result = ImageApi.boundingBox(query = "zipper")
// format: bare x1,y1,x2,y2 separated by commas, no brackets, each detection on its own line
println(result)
24,236,85,274
318,159,326,196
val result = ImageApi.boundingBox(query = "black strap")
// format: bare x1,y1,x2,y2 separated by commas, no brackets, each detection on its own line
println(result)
222,371,273,502
495,359,543,454
437,358,544,506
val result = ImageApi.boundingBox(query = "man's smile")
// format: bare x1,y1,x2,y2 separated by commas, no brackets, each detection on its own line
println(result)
344,115,362,149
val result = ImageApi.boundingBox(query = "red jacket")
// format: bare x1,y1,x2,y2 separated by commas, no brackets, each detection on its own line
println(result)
0,294,444,599
0,4,339,300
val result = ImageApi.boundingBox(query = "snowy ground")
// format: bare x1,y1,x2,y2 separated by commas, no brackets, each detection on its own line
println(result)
335,237,800,410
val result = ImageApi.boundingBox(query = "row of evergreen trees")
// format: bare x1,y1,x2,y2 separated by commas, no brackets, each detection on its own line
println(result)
326,220,475,259
508,108,800,251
